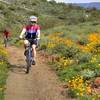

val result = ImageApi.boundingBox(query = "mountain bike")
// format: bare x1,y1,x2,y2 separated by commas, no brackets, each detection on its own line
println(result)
15,38,39,73
15,38,33,73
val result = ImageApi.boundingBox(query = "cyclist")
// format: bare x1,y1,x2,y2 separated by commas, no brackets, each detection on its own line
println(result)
3,28,11,47
19,15,40,65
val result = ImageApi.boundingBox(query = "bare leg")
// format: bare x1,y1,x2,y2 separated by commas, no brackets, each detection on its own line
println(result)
32,44,36,61
24,40,29,47
24,40,29,55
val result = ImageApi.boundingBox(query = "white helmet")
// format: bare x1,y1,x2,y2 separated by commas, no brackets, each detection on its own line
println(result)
29,16,37,22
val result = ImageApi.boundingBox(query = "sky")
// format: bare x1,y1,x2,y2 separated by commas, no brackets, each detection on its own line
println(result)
48,0,100,3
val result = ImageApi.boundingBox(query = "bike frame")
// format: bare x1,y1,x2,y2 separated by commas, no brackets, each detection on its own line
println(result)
4,36,8,47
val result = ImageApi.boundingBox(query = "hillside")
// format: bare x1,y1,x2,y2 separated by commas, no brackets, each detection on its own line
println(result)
77,2,100,9
0,0,100,37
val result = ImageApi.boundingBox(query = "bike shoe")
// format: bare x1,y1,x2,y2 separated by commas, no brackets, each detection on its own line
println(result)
32,60,36,65
24,51,26,56
24,49,28,56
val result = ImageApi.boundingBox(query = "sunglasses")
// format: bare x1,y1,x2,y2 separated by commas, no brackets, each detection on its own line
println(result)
30,21,36,23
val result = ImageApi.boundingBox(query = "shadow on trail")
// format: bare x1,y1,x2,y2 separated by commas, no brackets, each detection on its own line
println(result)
8,63,27,74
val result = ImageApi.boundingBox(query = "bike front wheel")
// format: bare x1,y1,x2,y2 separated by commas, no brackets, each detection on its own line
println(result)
26,59,32,73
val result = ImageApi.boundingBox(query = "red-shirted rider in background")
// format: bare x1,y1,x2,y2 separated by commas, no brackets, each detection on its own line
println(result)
3,28,11,47
3,29,11,39
19,15,40,65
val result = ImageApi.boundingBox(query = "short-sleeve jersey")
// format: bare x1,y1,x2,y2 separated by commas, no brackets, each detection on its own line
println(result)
24,24,40,39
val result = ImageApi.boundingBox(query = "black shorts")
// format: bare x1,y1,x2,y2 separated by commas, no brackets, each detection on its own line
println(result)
27,39,37,46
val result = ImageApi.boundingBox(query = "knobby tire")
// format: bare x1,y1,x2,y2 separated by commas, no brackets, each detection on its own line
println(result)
25,48,32,73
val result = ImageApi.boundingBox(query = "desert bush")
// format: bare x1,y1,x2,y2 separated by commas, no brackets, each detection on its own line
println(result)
51,43,67,56
58,68,78,81
51,44,80,58
8,4,16,11
0,3,5,10
95,67,100,77
78,38,89,45
91,43,100,54
81,69,95,80
39,37,49,50
76,52,92,63
77,95,92,100
64,45,80,58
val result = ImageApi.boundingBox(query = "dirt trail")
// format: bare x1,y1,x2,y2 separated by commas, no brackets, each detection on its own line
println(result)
5,46,67,100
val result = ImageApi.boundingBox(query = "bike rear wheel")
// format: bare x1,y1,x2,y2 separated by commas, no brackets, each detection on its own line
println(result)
26,59,32,73
25,48,32,73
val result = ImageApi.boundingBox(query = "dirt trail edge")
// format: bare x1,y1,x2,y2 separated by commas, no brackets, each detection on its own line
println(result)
5,46,67,100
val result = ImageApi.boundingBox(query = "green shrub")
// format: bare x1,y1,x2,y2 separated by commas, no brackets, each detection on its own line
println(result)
8,5,16,11
64,45,80,58
77,95,92,100
81,69,95,80
51,43,67,56
76,52,92,63
95,67,100,77
0,3,5,10
39,15,63,29
58,68,78,81
39,37,48,50
77,38,89,45
68,88,77,98
92,43,100,54
52,44,80,58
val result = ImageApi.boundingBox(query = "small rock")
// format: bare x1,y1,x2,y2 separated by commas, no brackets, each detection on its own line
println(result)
94,77,100,88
